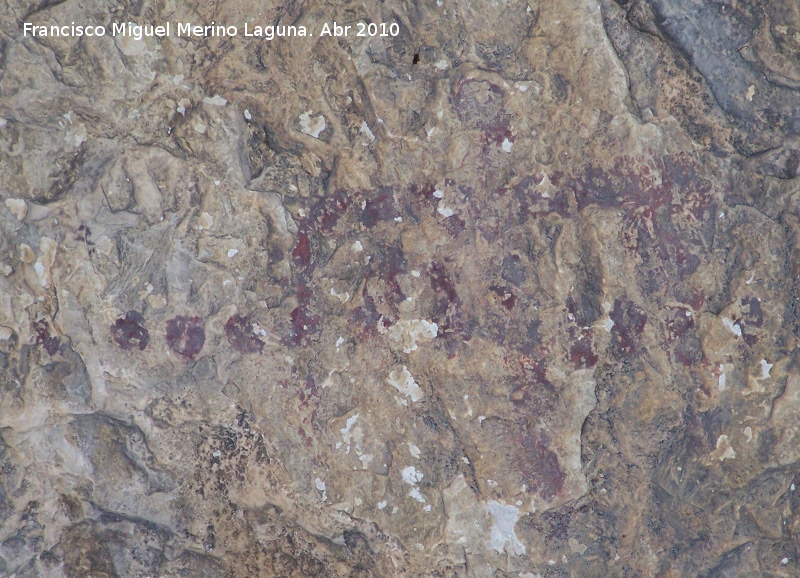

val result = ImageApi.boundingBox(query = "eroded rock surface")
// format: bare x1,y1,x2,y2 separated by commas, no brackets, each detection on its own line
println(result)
1,0,799,575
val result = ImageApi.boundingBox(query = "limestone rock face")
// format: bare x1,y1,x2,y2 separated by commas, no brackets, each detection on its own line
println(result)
1,0,799,575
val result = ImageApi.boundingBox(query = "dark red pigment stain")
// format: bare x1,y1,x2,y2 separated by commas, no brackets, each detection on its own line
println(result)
291,232,312,267
34,320,60,355
287,223,318,347
295,373,321,412
505,173,569,219
484,126,514,148
285,190,357,348
75,224,94,245
430,262,457,304
374,244,408,306
610,299,647,358
411,183,438,202
224,315,264,354
574,163,638,211
441,212,466,237
411,182,467,237
509,355,558,415
490,285,517,310
573,155,715,297
166,316,205,360
288,285,319,347
429,262,459,324
516,429,565,501
349,293,382,334
359,188,399,228
309,190,348,233
565,295,599,368
738,296,764,346
662,305,703,366
569,330,598,368
110,310,150,351
518,320,542,358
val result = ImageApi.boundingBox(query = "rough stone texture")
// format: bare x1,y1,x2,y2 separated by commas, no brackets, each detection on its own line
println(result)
1,0,799,575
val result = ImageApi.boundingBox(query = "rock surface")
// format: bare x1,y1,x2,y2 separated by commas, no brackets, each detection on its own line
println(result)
1,0,799,575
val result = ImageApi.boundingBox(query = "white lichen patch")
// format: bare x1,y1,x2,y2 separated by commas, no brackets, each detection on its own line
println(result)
338,414,361,453
33,261,45,281
485,500,525,556
759,359,773,379
202,94,228,106
5,198,27,221
387,319,438,353
717,363,733,391
314,478,327,501
437,204,455,217
333,412,377,470
722,317,742,338
33,237,57,288
401,466,427,503
408,487,426,503
402,466,424,485
329,285,350,303
387,366,424,402
359,121,375,142
501,138,513,153
714,435,736,461
299,110,326,138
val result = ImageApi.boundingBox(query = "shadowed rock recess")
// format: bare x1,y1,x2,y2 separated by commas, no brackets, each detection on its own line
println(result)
1,0,799,575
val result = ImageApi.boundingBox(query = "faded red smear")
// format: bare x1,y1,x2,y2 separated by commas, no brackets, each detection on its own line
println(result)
517,430,565,501
610,299,647,358
225,315,264,354
292,232,312,267
34,320,60,356
360,189,398,228
166,316,205,360
569,331,598,368
490,285,517,310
